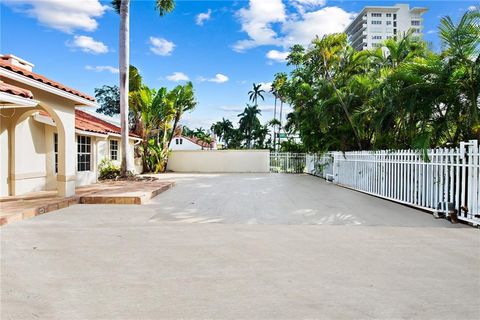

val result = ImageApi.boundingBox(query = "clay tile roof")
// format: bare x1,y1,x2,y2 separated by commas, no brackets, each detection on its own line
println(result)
38,109,139,138
0,80,33,99
75,110,139,137
0,60,95,102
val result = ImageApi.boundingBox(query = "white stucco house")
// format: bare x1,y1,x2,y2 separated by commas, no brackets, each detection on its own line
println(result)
0,54,140,197
170,135,217,151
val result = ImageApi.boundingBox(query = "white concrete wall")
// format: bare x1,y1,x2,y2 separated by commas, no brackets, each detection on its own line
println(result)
167,150,270,173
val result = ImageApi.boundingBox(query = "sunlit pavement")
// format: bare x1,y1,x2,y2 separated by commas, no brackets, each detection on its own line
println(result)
1,174,478,319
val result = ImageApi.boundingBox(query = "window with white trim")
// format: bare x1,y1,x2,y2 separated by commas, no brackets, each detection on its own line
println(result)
371,13,382,17
372,35,382,40
411,20,420,26
386,21,392,25
54,133,58,173
371,20,382,25
386,13,392,17
110,140,118,160
77,135,91,172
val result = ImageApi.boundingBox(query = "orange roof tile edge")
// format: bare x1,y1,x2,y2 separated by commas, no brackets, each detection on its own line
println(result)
0,60,95,102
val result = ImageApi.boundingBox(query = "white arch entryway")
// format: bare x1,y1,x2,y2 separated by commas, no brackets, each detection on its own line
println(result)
7,103,76,197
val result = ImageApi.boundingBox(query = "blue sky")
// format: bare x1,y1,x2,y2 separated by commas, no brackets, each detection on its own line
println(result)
1,0,476,129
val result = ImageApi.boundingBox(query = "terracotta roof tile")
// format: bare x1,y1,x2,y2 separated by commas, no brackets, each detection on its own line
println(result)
38,109,139,138
0,80,34,99
75,110,139,138
0,60,95,102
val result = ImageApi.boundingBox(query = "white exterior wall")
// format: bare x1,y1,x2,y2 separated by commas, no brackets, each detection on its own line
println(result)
75,135,139,186
13,117,47,194
170,137,203,151
167,150,270,173
0,111,139,194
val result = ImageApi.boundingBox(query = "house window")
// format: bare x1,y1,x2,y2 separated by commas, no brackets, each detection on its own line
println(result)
110,140,118,160
372,35,382,40
180,138,182,145
371,21,382,25
386,13,392,17
411,20,420,26
175,138,182,145
77,135,91,172
54,133,58,174
372,43,382,48
371,13,382,17
386,21,392,25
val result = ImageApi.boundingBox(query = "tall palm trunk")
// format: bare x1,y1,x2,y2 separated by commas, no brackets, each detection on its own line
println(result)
273,95,277,151
119,0,133,176
279,99,283,144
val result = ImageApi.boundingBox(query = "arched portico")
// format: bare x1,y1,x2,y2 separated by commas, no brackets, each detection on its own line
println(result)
7,103,76,197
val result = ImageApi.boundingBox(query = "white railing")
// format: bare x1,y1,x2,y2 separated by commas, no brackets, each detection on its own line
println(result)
305,140,480,225
270,153,307,173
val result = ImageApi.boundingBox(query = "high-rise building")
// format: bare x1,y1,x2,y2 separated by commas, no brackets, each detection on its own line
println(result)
345,3,428,51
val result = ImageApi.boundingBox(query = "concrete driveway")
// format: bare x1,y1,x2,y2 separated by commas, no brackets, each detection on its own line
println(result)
1,173,479,319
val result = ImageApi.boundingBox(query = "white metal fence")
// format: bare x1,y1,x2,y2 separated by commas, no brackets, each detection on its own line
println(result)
278,140,480,225
270,153,307,173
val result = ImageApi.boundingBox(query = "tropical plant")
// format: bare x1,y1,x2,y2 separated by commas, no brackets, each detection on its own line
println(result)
238,104,262,149
274,8,479,152
248,83,265,106
98,158,121,180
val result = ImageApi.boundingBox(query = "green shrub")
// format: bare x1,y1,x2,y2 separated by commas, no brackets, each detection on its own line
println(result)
98,158,120,180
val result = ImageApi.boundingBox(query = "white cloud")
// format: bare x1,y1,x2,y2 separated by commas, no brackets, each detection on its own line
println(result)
219,106,245,112
468,5,477,11
166,72,190,82
69,35,108,54
196,9,212,26
85,65,119,73
426,30,437,35
259,82,272,92
292,0,327,13
200,74,229,83
266,50,289,62
234,1,354,52
281,6,354,48
233,0,286,52
3,0,108,33
149,37,175,56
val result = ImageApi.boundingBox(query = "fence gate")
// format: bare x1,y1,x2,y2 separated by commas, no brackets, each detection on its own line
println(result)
304,140,480,226
270,153,306,173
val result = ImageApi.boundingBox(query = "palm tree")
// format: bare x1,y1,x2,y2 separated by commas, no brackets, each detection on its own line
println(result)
211,118,234,146
196,133,213,150
238,104,262,148
165,82,197,150
112,0,176,176
248,83,265,106
194,127,207,137
272,73,287,149
438,8,480,139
